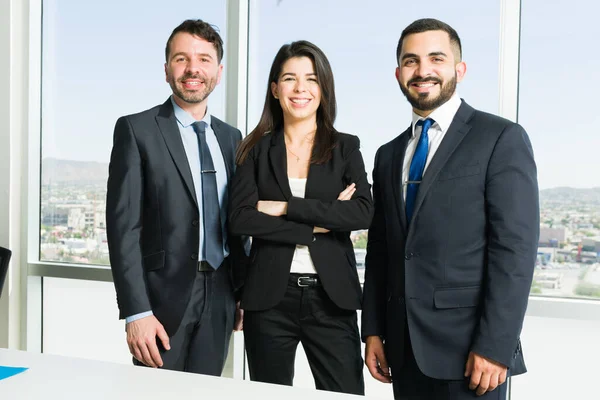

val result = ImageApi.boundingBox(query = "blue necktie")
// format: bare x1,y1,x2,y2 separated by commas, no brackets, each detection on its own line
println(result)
192,121,224,270
406,118,434,224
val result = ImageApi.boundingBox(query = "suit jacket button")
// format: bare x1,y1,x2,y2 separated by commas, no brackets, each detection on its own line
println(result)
405,253,412,260
191,253,198,260
192,220,199,227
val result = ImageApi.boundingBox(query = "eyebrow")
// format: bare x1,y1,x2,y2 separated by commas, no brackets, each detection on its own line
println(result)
280,72,317,77
170,52,214,60
401,51,448,61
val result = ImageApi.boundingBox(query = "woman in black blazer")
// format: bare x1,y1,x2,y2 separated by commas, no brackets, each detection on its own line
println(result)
229,40,373,395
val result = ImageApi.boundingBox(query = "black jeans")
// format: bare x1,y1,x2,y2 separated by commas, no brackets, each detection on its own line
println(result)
244,274,364,395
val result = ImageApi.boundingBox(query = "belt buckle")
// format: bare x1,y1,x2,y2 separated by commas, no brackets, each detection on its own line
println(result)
297,276,310,287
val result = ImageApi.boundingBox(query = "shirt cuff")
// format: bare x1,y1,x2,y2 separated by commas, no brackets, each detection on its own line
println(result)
125,310,153,324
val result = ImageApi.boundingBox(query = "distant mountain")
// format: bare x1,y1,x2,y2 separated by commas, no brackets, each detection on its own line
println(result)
540,187,600,204
42,158,108,185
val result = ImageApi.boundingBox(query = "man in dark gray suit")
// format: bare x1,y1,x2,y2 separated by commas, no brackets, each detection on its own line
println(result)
106,19,247,375
362,18,539,399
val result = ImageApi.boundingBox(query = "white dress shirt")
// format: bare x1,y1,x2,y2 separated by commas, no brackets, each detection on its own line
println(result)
402,93,462,200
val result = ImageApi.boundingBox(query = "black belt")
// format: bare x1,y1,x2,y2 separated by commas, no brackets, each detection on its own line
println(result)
289,273,320,287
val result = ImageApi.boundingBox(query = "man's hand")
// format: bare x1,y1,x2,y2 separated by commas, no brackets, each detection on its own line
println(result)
337,183,356,200
365,336,392,384
234,301,244,331
464,351,508,396
257,200,288,216
126,315,170,368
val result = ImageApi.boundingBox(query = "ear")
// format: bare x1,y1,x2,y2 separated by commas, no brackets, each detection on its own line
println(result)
164,63,168,82
395,67,401,84
455,61,467,83
271,81,279,99
216,63,224,85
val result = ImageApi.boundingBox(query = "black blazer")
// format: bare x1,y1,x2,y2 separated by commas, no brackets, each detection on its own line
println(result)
229,130,373,311
106,98,249,336
362,101,539,380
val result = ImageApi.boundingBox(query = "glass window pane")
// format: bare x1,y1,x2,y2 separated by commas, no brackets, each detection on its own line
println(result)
520,0,600,299
40,1,227,265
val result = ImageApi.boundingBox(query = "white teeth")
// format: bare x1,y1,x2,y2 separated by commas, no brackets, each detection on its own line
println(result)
291,99,309,104
416,83,435,87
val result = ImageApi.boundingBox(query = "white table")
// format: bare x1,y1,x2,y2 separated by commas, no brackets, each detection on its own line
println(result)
0,348,384,399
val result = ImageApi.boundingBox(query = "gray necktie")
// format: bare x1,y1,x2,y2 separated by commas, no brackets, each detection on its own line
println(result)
192,121,224,269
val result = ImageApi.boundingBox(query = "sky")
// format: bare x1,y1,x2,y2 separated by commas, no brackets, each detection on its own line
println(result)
41,0,600,190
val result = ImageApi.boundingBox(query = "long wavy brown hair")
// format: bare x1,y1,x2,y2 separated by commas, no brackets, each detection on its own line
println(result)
236,40,338,165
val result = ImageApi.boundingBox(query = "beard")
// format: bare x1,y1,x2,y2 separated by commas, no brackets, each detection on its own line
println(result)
400,74,457,112
168,72,218,104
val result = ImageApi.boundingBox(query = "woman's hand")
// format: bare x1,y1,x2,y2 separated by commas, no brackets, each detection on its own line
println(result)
313,226,330,233
337,183,356,201
256,200,288,216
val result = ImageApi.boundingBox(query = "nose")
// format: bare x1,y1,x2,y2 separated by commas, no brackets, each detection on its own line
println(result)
294,78,307,92
186,58,201,74
416,60,433,78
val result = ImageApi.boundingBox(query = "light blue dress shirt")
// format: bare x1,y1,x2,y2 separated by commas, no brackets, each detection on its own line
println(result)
126,97,230,324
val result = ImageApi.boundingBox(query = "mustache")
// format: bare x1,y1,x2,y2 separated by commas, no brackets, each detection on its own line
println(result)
178,73,206,82
407,77,442,86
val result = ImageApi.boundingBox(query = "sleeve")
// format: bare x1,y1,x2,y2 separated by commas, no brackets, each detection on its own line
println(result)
361,148,389,340
228,146,315,245
470,123,539,367
106,116,152,319
125,310,153,324
286,135,374,231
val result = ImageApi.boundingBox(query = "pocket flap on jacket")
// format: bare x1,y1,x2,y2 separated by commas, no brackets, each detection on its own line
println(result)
438,163,480,181
434,286,480,309
143,251,165,271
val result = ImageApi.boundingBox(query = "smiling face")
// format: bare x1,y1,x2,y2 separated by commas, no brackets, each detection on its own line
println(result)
164,32,223,107
396,30,466,115
271,56,321,124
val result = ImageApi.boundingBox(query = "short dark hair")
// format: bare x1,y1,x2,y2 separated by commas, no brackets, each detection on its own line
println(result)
236,40,338,165
396,18,462,65
165,19,224,63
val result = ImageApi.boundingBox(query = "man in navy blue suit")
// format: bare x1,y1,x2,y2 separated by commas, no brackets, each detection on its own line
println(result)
362,18,539,400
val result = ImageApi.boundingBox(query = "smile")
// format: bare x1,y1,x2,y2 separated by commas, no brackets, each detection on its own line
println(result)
289,98,311,107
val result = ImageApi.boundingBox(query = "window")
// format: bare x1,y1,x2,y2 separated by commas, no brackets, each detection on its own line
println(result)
40,0,227,266
520,0,600,300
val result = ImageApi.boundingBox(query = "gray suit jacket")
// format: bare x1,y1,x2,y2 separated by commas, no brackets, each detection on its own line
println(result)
362,100,539,380
106,98,249,336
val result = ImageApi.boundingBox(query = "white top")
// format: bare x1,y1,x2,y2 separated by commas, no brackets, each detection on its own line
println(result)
288,178,318,274
402,93,462,200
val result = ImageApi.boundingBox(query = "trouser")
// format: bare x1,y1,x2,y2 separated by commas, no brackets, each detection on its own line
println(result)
392,320,508,400
244,273,365,395
133,259,235,375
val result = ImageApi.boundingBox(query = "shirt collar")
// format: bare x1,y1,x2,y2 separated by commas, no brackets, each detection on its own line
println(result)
410,92,461,137
170,96,212,128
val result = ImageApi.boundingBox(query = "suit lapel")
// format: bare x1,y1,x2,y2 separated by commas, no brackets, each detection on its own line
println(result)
392,129,410,232
211,117,234,181
410,102,474,223
268,130,293,199
155,99,198,207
